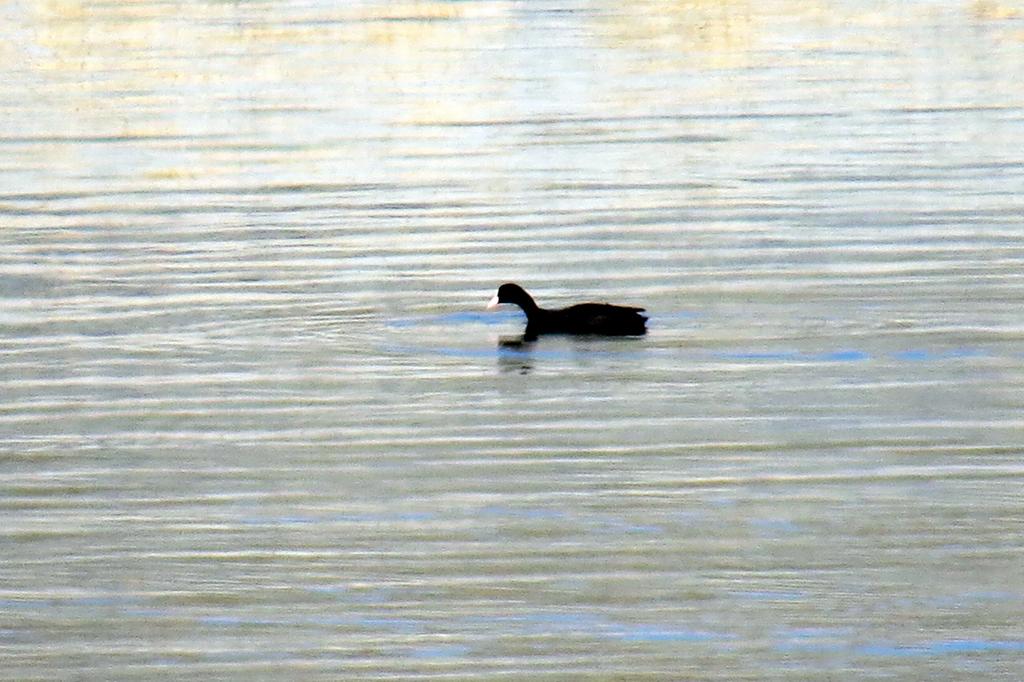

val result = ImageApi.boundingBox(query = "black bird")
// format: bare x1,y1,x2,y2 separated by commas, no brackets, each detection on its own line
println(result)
486,283,647,339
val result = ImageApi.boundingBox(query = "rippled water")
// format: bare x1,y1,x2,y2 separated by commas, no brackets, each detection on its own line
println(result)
2,0,1024,678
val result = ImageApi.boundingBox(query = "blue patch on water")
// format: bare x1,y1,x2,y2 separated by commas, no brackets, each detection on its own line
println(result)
492,611,734,647
123,607,175,619
384,341,649,361
856,639,1024,657
387,309,696,330
855,643,936,658
0,599,42,610
815,349,870,362
387,310,521,329
956,590,1021,602
389,511,436,522
408,644,472,659
716,346,995,364
718,350,802,362
892,347,984,362
357,617,424,634
277,515,319,525
520,507,568,520
199,615,249,627
476,504,514,517
544,612,602,626
717,349,869,363
621,522,663,534
928,640,1024,653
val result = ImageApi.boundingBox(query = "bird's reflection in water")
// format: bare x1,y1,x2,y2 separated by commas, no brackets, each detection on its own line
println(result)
497,335,534,374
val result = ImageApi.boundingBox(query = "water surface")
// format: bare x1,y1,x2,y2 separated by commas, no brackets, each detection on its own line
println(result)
2,0,1024,678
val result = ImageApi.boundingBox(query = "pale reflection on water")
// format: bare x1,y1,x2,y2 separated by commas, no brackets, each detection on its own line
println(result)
2,0,1024,678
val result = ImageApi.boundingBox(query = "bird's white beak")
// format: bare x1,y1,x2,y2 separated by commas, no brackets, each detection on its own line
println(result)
486,294,501,310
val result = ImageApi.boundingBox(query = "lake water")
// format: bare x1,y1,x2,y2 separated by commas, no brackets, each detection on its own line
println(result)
2,0,1024,678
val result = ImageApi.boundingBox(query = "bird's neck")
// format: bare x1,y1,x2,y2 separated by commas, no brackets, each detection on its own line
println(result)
517,295,540,317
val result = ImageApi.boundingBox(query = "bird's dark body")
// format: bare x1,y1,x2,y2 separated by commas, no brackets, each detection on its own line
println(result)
489,283,647,339
526,303,647,337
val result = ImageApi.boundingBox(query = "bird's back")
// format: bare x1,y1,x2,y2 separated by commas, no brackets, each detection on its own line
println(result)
541,302,647,336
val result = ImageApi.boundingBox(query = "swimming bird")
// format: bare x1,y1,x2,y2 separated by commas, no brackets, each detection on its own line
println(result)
486,283,647,339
